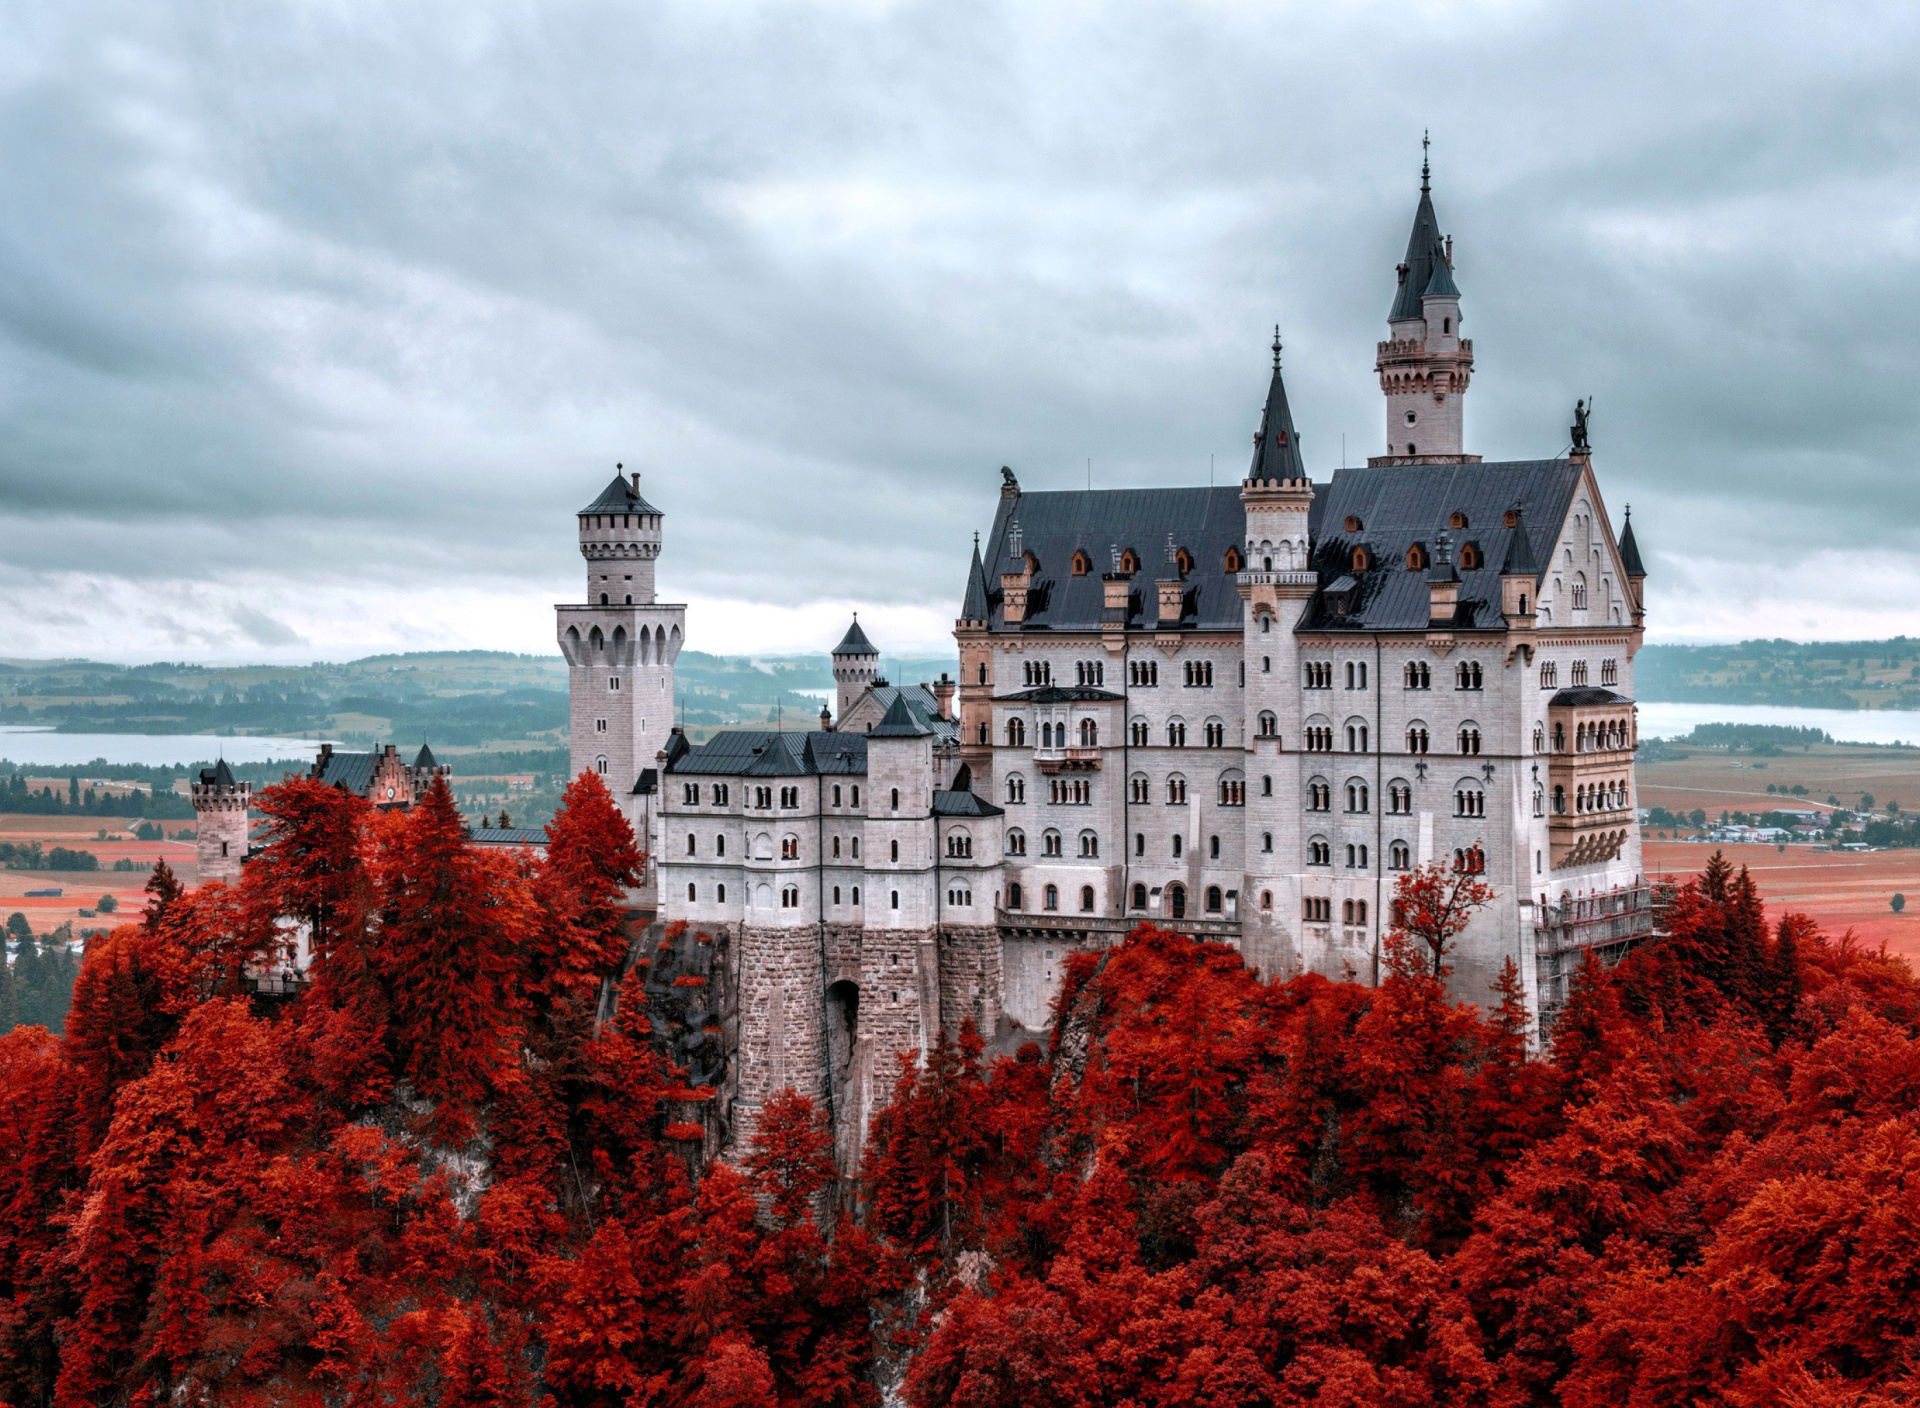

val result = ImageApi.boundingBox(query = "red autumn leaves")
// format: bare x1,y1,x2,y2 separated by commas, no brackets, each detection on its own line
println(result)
2,806,1917,1406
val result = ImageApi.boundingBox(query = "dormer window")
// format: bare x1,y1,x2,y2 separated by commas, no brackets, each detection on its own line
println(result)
1351,547,1372,572
1119,549,1138,574
1406,543,1428,571
1223,546,1243,573
1503,508,1520,527
1071,550,1091,576
1344,514,1364,532
1174,548,1193,575
1450,511,1469,530
1458,542,1482,570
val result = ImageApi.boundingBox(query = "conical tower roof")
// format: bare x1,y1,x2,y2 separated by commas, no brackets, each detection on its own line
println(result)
961,536,991,621
580,472,661,516
833,615,878,657
1390,154,1457,322
1500,507,1540,575
1246,328,1307,482
1620,511,1647,577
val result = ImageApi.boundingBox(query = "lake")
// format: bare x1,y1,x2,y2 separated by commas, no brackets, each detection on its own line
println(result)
0,728,324,769
1637,702,1920,747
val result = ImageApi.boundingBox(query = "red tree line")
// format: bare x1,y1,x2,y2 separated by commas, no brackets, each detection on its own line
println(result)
1,775,1917,1406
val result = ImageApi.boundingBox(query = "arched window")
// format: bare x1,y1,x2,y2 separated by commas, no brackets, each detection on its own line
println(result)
1388,780,1412,813
1042,829,1063,857
1167,884,1186,919
1079,830,1098,858
1456,660,1483,690
1406,724,1430,754
1205,886,1223,914
1346,781,1369,813
1129,772,1150,803
1261,831,1273,852
687,882,697,902
1458,542,1481,570
1389,841,1411,870
1080,886,1095,913
1308,779,1331,811
1132,883,1148,909
1405,660,1431,690
890,890,900,909
1167,720,1187,747
890,839,899,861
977,722,988,745
1450,511,1469,529
1204,719,1226,748
1308,838,1331,866
1166,775,1188,804
1346,722,1369,752
1174,547,1193,575
1223,546,1242,573
596,757,609,775
686,833,696,855
1218,774,1244,806
1258,710,1278,737
1006,774,1025,804
1006,829,1026,856
1072,549,1091,576
1351,546,1371,572
781,835,799,860
1080,718,1099,747
1458,725,1482,755
1006,717,1026,747
1406,542,1428,571
1209,834,1220,859
977,662,987,684
1044,884,1059,911
1120,549,1138,574
1005,882,1023,910
1572,576,1588,610
890,788,900,810
1261,890,1273,910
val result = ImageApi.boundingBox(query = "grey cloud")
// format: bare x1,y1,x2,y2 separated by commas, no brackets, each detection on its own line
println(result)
0,0,1917,657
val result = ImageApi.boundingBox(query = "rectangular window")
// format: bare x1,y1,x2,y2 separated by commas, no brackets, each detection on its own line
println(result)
609,676,621,691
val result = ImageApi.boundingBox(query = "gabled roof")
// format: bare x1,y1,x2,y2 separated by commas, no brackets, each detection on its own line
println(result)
869,693,934,738
1246,336,1307,482
1299,459,1583,632
977,485,1296,633
833,616,878,656
663,729,869,778
311,749,378,794
1619,513,1646,577
1389,170,1457,322
580,473,661,517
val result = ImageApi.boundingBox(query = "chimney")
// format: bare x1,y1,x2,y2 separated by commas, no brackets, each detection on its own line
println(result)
932,673,955,721
1157,580,1185,625
631,471,640,493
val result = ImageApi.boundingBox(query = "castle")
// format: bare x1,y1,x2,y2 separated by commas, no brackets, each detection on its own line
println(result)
570,160,1656,1158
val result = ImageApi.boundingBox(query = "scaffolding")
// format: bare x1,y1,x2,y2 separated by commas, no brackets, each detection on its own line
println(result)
1534,883,1666,1032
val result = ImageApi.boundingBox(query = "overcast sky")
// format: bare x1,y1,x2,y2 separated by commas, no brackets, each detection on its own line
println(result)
1,0,1916,664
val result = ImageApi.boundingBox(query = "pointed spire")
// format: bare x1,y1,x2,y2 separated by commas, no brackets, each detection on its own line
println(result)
1619,507,1647,578
1500,506,1540,575
869,692,933,738
833,614,878,657
1390,140,1456,322
961,533,991,621
1246,328,1306,483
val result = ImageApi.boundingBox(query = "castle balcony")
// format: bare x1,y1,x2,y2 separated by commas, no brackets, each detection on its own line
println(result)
1034,747,1102,774
1543,689,1637,868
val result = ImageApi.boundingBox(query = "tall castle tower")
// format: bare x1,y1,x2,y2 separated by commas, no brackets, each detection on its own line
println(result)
1375,146,1474,463
191,759,250,886
830,616,880,725
557,468,685,852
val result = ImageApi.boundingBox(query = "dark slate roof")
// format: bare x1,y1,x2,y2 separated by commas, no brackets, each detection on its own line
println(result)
1549,687,1632,708
833,616,878,656
665,730,869,778
960,540,991,622
992,685,1125,704
978,485,1289,633
1500,508,1541,574
1619,513,1646,577
933,789,1005,818
413,744,437,769
632,767,658,796
1423,255,1460,299
312,749,378,794
198,758,236,788
863,684,959,744
580,473,661,517
470,826,548,847
1389,173,1455,322
870,693,934,738
1299,459,1582,632
1246,344,1307,482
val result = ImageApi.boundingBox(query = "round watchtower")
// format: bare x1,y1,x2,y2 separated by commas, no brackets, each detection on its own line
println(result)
831,615,880,725
578,465,664,606
191,759,251,887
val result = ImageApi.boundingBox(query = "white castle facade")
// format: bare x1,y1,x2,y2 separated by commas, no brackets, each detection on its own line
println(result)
563,166,1653,1155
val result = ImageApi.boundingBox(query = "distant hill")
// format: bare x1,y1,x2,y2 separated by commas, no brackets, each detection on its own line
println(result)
1638,639,1920,710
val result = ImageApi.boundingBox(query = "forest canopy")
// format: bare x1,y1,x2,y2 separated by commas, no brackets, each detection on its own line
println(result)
1,775,1917,1407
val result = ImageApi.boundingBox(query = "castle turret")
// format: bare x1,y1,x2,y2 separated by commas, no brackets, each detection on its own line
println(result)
557,466,685,870
831,615,880,725
191,759,250,887
1375,144,1475,463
